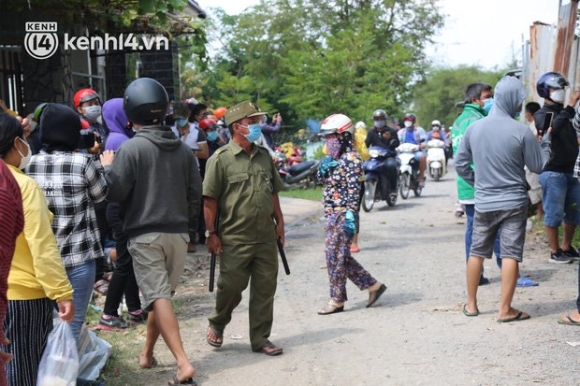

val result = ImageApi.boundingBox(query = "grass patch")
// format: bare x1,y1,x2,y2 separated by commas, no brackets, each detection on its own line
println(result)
279,186,322,201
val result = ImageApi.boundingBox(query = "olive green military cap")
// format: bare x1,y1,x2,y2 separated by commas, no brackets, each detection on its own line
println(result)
224,100,267,125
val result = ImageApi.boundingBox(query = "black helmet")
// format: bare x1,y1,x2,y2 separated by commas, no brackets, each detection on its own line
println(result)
536,72,569,99
124,78,169,125
372,109,387,120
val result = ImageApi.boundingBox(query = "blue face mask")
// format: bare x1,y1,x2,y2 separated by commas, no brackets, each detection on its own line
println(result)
176,118,188,128
483,98,494,114
207,131,218,141
239,123,262,143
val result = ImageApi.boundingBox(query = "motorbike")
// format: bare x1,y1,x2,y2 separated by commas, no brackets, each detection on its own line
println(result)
362,146,399,212
397,143,422,199
276,151,320,189
426,139,447,181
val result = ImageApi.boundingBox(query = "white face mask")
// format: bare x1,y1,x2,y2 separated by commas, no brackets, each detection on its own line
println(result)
550,89,566,103
17,137,32,170
404,121,413,128
84,105,102,121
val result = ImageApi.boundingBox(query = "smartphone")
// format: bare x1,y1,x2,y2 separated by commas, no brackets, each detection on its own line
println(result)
78,132,96,149
538,112,554,136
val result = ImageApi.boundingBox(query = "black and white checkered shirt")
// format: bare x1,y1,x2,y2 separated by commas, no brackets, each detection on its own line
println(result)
26,151,107,267
573,106,580,178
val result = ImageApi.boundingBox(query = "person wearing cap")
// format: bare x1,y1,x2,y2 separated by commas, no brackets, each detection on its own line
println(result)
203,100,286,356
103,78,200,385
316,113,386,315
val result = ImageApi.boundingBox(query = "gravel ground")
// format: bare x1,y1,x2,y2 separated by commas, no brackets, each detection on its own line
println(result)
125,162,580,386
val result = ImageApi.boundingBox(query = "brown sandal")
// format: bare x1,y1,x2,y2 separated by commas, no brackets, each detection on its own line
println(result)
253,340,283,356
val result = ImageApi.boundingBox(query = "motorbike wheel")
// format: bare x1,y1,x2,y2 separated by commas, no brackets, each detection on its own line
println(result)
362,180,376,212
399,172,410,200
433,168,441,182
386,191,397,207
413,179,422,197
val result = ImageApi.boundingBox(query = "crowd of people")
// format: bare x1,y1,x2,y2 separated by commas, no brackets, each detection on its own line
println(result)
1,69,580,385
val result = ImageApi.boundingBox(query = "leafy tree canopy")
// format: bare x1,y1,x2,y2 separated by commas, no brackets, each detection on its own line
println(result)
187,0,444,131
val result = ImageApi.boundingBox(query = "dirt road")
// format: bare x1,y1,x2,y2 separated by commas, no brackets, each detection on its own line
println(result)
138,163,580,386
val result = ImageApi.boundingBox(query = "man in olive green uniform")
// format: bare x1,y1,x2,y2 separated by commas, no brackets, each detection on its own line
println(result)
203,100,286,356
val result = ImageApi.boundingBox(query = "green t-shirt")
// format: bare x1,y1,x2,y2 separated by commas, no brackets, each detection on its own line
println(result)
203,141,284,244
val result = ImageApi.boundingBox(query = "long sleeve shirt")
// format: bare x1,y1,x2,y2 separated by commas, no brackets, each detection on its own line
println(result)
26,151,107,267
6,165,73,302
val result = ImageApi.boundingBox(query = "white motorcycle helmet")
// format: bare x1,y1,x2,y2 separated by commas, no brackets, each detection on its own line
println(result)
319,113,354,137
355,121,366,130
431,119,441,127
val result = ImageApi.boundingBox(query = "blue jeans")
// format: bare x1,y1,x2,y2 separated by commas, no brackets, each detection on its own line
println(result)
464,204,502,273
66,260,96,345
539,171,580,228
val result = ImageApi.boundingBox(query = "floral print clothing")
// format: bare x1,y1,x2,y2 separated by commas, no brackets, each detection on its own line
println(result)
321,151,362,214
324,212,376,302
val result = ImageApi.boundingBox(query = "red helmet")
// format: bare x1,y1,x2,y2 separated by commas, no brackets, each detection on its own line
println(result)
404,113,416,123
74,88,100,108
214,107,227,120
199,118,217,131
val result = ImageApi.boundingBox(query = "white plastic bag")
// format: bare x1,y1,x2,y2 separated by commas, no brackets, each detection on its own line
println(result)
78,323,111,380
37,320,79,386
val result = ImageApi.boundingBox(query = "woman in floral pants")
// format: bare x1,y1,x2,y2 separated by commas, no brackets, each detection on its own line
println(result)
317,114,387,315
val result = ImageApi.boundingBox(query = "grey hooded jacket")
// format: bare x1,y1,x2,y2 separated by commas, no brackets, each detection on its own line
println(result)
105,125,202,238
455,76,551,212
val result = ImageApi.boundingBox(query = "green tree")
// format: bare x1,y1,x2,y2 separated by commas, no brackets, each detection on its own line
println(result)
412,66,503,129
196,0,444,131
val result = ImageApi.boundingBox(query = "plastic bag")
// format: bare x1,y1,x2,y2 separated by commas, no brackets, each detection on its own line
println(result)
78,323,111,380
37,320,79,386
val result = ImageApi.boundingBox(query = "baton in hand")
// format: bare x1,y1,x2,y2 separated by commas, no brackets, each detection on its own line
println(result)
209,250,216,292
277,239,290,275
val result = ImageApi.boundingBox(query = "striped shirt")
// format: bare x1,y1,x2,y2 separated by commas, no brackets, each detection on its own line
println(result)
26,151,107,267
0,159,24,346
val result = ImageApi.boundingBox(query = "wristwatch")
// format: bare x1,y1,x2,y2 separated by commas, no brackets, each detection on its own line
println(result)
205,230,216,238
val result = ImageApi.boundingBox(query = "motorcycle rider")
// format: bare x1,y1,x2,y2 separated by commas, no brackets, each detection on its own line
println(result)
426,120,450,166
397,113,427,187
364,109,400,197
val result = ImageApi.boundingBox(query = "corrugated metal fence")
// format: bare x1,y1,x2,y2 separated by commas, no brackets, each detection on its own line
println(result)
524,1,579,102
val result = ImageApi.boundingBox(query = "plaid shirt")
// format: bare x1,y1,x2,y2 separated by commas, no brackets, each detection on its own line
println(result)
574,106,580,178
26,151,107,267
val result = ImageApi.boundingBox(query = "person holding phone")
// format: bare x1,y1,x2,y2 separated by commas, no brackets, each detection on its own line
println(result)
534,72,580,265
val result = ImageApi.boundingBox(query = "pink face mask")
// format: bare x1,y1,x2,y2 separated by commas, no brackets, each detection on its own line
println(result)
326,136,341,159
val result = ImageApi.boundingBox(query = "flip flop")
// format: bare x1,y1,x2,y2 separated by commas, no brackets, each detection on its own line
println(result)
139,356,157,369
252,340,283,356
167,374,196,385
462,304,479,317
206,326,223,348
516,276,539,287
557,315,580,326
497,310,530,323
367,284,387,308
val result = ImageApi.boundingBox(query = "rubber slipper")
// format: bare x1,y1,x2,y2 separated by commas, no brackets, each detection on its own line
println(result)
206,326,223,348
367,284,387,308
497,310,530,323
516,276,539,287
167,374,196,385
462,304,479,317
252,340,283,356
557,315,580,326
139,356,157,369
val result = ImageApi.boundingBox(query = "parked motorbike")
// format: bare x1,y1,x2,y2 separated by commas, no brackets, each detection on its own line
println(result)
277,155,320,189
362,146,399,212
426,139,447,181
397,143,422,199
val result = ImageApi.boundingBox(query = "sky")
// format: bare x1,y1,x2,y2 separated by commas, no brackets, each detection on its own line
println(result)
198,0,563,69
